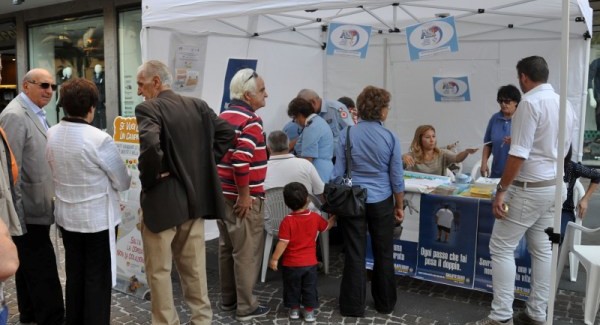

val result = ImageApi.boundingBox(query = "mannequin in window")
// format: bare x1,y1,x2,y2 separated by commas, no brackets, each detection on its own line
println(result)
588,58,600,130
92,64,106,130
56,67,73,121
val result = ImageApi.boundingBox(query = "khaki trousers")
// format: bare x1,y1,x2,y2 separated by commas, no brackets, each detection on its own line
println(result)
217,198,265,316
142,218,212,325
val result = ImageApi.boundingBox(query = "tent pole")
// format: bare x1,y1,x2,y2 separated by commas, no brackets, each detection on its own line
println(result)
579,37,592,162
548,0,570,324
383,37,388,90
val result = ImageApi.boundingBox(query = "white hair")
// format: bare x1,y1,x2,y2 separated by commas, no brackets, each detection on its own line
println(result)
230,68,258,100
137,60,172,87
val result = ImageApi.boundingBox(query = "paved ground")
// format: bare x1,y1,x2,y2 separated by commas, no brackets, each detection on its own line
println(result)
4,189,600,324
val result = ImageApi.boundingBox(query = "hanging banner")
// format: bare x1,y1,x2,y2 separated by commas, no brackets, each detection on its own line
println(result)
406,16,458,61
220,58,258,112
326,22,372,59
433,76,471,102
112,116,150,300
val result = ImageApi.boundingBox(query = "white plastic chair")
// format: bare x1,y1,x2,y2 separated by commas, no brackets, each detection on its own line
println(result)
308,193,329,275
470,155,493,180
569,179,585,282
260,188,329,282
556,221,600,325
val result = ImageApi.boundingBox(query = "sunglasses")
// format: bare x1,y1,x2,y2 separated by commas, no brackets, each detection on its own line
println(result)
28,80,57,91
497,99,514,105
244,71,258,84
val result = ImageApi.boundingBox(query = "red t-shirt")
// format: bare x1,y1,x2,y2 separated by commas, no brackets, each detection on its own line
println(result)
278,210,328,267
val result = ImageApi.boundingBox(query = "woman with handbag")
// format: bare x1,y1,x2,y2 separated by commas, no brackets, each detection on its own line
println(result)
331,85,404,317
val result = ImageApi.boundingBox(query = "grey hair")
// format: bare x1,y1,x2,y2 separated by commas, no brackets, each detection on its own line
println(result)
230,68,257,100
267,130,289,153
137,60,172,87
297,89,320,102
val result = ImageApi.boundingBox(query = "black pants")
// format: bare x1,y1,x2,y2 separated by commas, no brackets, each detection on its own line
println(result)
12,224,64,325
338,196,397,316
281,265,319,309
61,227,114,325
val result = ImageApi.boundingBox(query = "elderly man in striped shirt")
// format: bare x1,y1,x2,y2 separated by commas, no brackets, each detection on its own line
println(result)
217,68,270,322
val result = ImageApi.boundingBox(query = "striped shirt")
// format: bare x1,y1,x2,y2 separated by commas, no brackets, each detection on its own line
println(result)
218,99,267,200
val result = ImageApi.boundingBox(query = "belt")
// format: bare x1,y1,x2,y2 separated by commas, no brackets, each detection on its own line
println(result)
511,179,556,189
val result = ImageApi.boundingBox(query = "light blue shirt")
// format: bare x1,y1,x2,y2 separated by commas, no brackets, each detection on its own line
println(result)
19,92,48,130
332,120,404,203
296,114,334,182
285,99,354,156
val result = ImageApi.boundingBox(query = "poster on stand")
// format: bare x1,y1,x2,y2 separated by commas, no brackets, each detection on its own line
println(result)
415,194,477,288
433,76,471,102
112,116,150,299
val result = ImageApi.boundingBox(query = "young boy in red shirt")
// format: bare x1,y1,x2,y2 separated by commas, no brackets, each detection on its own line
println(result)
269,182,335,322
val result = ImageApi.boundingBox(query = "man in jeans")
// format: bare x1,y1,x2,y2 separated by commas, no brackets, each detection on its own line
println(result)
217,68,270,322
467,56,575,325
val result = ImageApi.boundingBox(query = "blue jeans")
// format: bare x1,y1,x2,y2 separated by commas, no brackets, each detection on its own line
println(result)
281,265,319,309
0,304,8,325
489,184,565,322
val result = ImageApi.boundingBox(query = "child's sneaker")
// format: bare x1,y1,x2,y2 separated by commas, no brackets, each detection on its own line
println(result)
289,308,300,320
302,309,316,322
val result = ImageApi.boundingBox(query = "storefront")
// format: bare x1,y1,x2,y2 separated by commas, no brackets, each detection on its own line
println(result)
0,0,141,132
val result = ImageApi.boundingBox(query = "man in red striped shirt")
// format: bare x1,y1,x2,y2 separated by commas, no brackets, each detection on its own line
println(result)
217,68,270,322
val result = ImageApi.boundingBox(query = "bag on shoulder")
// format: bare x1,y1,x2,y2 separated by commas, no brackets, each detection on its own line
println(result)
321,126,367,218
322,177,367,217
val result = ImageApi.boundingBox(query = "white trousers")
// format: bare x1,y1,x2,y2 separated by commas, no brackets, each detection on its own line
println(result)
489,184,565,322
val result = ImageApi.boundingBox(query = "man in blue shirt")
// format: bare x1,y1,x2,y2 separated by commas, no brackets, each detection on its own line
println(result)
285,89,354,154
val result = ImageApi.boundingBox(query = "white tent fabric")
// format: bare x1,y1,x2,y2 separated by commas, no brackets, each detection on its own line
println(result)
142,1,592,324
142,0,591,168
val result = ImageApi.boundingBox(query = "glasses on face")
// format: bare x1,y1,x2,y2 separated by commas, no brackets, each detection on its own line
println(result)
244,71,258,84
27,80,57,91
497,99,513,105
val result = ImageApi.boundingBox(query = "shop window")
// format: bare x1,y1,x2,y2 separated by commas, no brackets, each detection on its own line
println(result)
29,16,104,126
118,9,142,117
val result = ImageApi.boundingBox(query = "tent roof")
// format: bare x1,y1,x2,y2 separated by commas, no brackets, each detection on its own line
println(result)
142,0,592,42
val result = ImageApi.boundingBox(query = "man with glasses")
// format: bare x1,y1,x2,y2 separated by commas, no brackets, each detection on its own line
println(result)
217,68,271,321
0,68,64,325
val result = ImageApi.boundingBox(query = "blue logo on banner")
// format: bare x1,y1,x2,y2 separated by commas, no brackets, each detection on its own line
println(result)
326,22,372,59
406,16,459,61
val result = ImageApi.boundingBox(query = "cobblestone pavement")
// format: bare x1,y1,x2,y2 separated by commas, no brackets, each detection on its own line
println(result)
3,234,596,324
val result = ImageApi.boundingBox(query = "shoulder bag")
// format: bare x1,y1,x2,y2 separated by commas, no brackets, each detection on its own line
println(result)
322,126,367,217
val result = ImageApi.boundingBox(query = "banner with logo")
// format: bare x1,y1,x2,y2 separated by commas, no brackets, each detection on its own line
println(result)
326,22,372,59
112,117,150,300
433,76,471,102
406,16,458,61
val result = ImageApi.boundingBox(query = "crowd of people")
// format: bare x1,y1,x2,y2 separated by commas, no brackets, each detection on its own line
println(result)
0,54,595,325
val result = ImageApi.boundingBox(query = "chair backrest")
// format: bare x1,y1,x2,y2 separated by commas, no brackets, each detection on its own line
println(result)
265,187,291,236
470,155,494,179
573,179,585,218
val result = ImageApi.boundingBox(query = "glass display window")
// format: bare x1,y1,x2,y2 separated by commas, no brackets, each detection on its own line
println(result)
118,9,142,117
29,16,104,125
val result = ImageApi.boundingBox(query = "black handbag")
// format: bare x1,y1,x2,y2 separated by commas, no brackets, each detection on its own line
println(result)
322,127,367,217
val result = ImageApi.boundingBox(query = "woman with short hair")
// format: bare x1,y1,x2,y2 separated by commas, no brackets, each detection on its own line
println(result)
46,78,131,325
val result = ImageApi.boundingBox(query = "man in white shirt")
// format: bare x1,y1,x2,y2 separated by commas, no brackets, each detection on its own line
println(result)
468,56,575,325
434,204,454,243
264,131,324,234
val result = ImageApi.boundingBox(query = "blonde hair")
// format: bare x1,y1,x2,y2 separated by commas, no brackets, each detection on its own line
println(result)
409,124,440,163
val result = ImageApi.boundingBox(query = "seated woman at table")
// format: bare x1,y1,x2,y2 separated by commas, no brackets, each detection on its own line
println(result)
288,97,334,182
403,124,478,176
480,84,521,178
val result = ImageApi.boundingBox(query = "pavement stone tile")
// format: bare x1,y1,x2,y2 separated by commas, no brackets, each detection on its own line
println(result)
2,235,596,324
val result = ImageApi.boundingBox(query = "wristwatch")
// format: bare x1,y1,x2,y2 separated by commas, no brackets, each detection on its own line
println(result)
496,183,507,193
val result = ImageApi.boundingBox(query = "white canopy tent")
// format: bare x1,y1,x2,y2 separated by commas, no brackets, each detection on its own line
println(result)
141,1,592,323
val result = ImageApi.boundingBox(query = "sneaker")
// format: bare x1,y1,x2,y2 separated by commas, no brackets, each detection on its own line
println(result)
289,308,300,320
235,305,271,321
302,309,316,322
218,301,237,311
466,317,514,325
514,311,544,325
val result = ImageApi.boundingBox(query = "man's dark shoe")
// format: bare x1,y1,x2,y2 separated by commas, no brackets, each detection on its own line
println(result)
218,301,237,312
235,305,270,321
514,311,545,325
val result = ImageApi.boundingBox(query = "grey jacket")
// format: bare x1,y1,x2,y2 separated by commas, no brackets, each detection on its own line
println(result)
0,131,22,235
0,95,55,226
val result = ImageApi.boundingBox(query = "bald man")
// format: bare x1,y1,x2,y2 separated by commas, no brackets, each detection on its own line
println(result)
0,68,64,325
